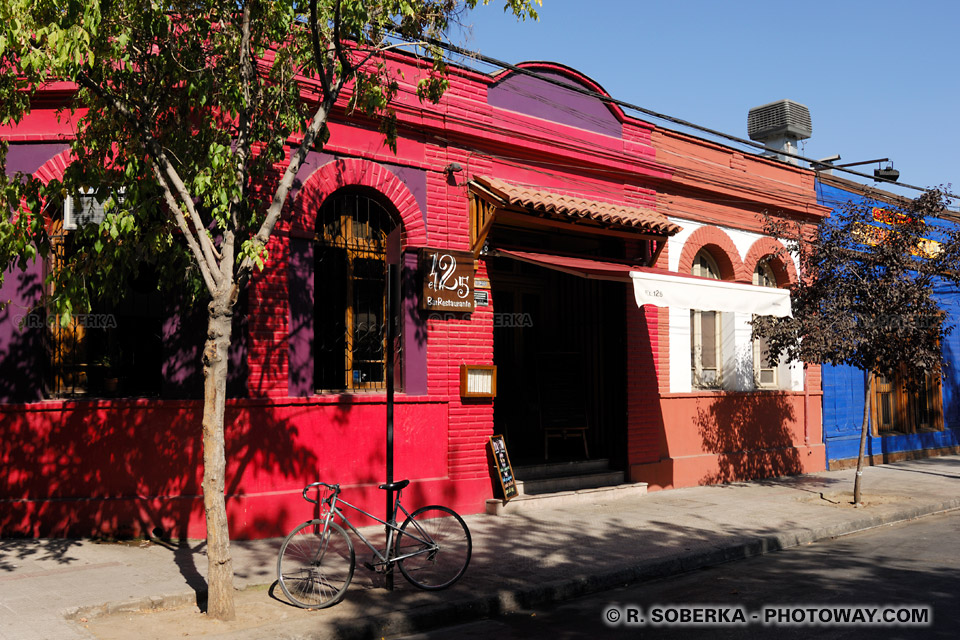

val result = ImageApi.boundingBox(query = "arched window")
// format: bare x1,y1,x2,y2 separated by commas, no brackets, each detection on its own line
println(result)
690,250,722,388
314,189,399,391
753,260,779,388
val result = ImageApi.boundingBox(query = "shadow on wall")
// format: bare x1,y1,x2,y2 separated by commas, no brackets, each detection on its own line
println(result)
162,293,249,400
0,266,45,404
695,392,802,485
0,398,330,541
942,330,960,430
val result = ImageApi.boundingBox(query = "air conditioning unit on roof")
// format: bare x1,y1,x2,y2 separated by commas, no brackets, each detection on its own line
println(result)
747,99,812,166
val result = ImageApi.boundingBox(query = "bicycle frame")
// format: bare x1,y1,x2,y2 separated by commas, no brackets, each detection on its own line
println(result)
312,485,436,570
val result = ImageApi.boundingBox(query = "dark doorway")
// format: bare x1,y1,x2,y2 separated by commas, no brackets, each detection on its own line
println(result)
488,256,626,467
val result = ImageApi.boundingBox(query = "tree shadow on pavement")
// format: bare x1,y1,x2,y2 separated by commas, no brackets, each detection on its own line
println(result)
0,538,83,571
284,504,958,639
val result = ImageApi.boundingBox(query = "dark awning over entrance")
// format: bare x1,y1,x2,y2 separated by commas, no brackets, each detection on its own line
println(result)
494,248,646,281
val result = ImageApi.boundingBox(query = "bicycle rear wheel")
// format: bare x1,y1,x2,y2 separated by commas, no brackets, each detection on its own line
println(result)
396,505,471,590
277,520,355,608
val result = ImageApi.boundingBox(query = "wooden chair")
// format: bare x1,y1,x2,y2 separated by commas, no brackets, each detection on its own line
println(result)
537,353,590,460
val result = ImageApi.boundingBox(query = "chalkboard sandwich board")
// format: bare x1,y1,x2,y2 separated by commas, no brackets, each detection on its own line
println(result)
489,435,518,502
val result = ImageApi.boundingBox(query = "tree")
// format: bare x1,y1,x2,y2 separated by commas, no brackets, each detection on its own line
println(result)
0,0,539,620
753,187,960,506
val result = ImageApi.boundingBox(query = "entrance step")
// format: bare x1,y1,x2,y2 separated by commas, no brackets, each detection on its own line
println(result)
485,482,648,516
517,470,626,496
513,458,612,482
487,459,646,516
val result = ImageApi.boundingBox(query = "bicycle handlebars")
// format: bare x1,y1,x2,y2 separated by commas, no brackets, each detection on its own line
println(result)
301,481,340,505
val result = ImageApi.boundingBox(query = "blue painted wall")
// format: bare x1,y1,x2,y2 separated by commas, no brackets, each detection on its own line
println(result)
816,181,960,466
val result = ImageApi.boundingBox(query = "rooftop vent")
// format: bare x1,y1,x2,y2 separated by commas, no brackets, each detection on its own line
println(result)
747,99,812,166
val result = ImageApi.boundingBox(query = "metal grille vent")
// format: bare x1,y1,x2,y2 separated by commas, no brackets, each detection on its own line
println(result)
747,100,812,142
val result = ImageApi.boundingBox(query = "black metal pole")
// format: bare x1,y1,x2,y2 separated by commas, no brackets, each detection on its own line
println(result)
385,262,397,590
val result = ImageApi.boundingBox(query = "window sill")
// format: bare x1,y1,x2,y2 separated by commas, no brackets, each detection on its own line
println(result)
663,389,821,399
876,427,945,437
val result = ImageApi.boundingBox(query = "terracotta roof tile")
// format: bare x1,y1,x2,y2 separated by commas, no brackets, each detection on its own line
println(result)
473,175,681,236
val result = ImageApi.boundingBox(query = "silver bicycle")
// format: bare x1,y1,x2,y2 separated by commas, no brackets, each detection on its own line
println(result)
276,479,472,608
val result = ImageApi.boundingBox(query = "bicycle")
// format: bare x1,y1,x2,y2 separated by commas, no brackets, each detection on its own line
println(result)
276,479,472,609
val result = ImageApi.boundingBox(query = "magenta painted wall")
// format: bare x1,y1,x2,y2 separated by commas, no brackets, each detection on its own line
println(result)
1,52,828,540
1,397,451,538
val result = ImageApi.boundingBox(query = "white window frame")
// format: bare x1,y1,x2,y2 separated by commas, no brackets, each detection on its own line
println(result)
64,187,123,230
690,251,723,389
752,261,779,389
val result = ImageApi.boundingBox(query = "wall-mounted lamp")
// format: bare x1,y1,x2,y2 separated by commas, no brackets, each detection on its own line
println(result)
443,162,464,186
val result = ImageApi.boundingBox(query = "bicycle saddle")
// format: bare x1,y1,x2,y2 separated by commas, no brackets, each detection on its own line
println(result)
378,479,410,491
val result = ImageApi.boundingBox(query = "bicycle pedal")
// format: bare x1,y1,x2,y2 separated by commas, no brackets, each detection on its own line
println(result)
362,561,383,573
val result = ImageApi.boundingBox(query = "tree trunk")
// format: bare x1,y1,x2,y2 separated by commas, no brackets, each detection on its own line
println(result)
201,289,236,621
853,372,874,506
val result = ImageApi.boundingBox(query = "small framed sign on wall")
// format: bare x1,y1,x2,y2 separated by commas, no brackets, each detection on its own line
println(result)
460,364,496,398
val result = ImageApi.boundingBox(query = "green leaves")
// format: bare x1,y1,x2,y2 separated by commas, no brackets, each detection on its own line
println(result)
754,187,960,386
1,0,540,310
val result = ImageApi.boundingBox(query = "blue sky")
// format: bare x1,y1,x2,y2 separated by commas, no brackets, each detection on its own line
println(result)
451,0,959,200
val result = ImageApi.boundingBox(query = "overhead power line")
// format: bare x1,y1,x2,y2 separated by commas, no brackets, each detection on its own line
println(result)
424,36,953,199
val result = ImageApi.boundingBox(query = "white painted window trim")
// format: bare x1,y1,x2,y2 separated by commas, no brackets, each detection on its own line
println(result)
667,216,804,394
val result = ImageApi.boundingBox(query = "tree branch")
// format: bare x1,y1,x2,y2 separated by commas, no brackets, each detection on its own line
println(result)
74,71,224,287
332,0,354,77
309,0,331,100
151,163,219,293
236,80,344,280
352,40,429,75
232,1,257,238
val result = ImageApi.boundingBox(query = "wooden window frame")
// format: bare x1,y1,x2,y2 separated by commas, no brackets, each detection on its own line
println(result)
870,369,943,436
46,220,164,399
314,190,399,393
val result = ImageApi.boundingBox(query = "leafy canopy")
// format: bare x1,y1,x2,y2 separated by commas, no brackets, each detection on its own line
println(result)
754,187,960,387
0,0,540,320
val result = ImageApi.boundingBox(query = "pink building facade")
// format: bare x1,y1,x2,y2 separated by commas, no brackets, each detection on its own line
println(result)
0,56,829,539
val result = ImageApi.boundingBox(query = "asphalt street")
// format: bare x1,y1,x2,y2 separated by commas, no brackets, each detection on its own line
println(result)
394,509,960,639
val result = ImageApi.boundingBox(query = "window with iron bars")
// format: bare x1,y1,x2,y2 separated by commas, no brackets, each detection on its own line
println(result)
314,190,400,392
47,222,164,398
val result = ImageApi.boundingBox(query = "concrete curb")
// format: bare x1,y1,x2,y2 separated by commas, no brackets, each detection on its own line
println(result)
62,497,960,638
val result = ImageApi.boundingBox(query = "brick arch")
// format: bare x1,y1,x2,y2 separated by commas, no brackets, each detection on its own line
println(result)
743,237,798,287
287,157,425,243
33,148,74,185
677,226,747,282
27,149,74,232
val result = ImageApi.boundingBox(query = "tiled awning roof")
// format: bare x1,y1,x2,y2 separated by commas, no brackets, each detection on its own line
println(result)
471,175,681,236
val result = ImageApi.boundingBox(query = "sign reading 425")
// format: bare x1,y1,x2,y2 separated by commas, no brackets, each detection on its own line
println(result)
420,248,476,312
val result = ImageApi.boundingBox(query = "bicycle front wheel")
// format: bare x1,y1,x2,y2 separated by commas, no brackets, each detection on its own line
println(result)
396,505,472,590
277,520,355,608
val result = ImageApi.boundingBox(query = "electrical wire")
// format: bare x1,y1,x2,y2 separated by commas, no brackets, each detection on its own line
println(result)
419,36,956,200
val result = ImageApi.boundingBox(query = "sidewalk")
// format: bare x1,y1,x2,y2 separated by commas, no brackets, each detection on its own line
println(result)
3,455,960,640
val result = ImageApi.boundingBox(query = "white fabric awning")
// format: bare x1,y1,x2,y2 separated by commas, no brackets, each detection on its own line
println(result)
630,270,792,317
490,249,792,317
